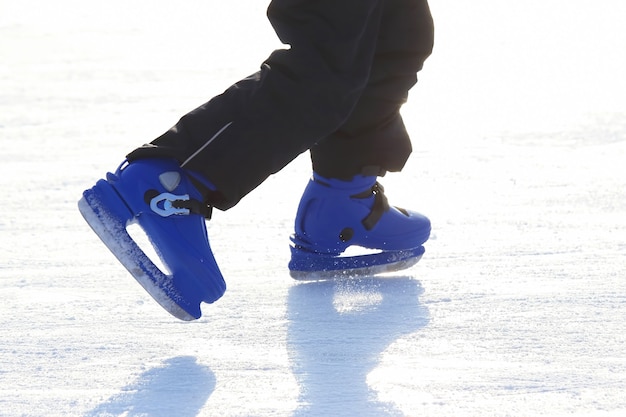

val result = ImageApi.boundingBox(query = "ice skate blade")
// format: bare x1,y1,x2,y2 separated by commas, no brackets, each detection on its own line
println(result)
78,186,197,321
289,246,425,281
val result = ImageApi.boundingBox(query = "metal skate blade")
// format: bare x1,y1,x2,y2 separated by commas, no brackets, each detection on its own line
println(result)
289,246,425,281
78,195,196,321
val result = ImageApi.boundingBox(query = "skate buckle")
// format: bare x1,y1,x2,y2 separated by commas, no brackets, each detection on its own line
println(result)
150,192,190,217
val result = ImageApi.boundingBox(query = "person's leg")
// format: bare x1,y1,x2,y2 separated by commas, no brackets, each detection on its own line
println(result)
128,0,388,210
288,0,435,278
310,0,434,179
80,0,391,318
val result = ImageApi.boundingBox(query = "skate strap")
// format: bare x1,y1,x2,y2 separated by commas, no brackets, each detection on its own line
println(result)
145,189,213,219
172,198,213,219
352,182,390,230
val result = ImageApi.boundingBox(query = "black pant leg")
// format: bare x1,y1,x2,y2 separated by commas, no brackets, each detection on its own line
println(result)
311,0,434,179
128,0,386,210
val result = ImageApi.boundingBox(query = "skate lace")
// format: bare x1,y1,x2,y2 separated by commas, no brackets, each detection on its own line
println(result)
351,182,390,230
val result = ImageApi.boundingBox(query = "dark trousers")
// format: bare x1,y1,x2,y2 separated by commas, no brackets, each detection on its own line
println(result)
128,0,434,210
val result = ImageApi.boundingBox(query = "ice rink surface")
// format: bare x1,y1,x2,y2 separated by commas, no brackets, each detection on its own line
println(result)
1,1,625,416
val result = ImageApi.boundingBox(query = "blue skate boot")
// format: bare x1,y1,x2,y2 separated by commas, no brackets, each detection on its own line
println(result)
288,173,431,280
78,158,225,320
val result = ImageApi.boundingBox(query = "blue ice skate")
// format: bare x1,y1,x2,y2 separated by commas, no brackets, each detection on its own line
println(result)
78,158,225,320
289,173,431,280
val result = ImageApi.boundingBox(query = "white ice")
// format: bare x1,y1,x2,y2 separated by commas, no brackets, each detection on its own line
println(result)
1,0,626,416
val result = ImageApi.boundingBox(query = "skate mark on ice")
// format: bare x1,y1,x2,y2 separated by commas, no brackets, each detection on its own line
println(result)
85,356,215,417
287,276,429,417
